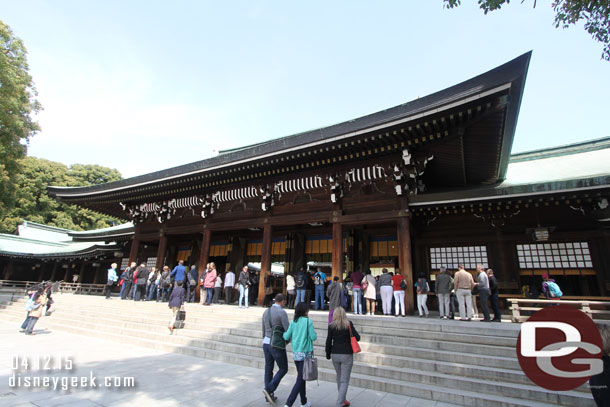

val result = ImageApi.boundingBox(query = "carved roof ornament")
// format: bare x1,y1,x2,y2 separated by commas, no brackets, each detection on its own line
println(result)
119,202,149,224
392,149,434,196
328,172,348,204
260,184,278,212
154,200,176,224
201,193,219,219
473,209,521,229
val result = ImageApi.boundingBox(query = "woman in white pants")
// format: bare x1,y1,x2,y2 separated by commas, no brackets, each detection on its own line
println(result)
415,273,430,317
378,268,394,315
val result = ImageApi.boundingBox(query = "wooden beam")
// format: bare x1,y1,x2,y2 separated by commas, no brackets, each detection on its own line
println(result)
207,211,332,231
337,210,408,226
397,216,414,314
332,222,343,281
258,224,273,305
164,224,205,235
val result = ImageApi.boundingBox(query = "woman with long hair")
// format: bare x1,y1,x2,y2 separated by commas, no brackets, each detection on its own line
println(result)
326,307,360,407
282,302,317,407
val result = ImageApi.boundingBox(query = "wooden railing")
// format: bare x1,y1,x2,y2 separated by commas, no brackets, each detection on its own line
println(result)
508,298,610,322
0,280,106,297
58,282,106,295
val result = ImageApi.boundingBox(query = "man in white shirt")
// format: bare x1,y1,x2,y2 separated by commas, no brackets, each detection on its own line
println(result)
104,263,118,299
224,269,235,304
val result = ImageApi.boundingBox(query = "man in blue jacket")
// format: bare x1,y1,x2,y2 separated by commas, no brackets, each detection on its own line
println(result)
314,267,326,310
170,260,186,286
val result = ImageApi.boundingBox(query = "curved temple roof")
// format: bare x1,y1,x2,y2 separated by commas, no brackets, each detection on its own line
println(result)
48,52,532,207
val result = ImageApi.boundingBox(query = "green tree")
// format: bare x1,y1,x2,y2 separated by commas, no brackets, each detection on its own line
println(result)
0,157,122,233
0,20,41,222
444,1,610,61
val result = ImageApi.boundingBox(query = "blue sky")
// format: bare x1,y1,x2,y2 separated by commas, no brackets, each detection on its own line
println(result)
2,1,609,178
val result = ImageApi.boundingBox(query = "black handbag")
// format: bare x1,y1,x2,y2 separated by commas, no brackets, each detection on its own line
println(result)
268,309,286,349
471,285,479,295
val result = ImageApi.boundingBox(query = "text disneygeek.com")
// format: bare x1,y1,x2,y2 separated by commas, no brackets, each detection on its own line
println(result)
9,355,136,391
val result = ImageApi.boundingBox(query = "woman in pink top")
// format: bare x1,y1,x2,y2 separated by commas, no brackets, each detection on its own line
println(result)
203,262,217,305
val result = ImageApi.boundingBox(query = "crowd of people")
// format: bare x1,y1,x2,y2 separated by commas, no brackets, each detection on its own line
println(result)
102,260,523,324
103,261,262,306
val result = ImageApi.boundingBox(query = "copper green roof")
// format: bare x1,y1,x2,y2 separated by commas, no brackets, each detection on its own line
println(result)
410,136,610,205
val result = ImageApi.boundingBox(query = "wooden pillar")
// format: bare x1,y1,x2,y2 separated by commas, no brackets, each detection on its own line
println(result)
128,228,141,265
63,265,71,282
155,232,168,269
332,222,343,281
49,262,59,281
3,260,14,280
361,230,370,274
93,263,102,284
77,262,86,283
37,264,45,281
196,228,211,303
397,215,414,314
258,224,273,305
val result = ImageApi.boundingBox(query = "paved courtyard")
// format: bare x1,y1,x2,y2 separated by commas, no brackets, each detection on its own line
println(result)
0,320,460,407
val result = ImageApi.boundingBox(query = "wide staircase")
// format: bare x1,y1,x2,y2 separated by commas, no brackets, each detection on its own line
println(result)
0,292,595,407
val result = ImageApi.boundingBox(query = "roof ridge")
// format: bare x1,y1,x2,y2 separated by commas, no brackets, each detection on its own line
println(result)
21,220,72,233
0,233,70,247
510,136,610,163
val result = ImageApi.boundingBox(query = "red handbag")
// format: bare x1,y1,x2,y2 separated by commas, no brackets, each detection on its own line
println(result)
349,324,361,354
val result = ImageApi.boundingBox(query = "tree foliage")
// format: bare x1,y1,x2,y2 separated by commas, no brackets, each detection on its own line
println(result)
0,20,41,221
444,1,610,61
0,157,123,233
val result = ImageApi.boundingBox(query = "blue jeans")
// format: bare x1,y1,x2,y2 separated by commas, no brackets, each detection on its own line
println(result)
119,283,126,298
263,344,288,393
315,285,325,310
206,287,214,304
239,285,249,307
21,315,32,330
352,288,362,314
286,359,307,407
146,284,157,301
24,316,39,334
295,289,306,306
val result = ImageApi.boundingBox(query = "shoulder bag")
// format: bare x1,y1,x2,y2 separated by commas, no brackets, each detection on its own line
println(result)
268,309,286,349
302,319,318,381
349,323,361,354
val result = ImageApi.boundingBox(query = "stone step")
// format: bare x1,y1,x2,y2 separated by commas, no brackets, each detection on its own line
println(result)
37,294,521,338
16,295,520,345
1,304,521,373
3,301,519,359
7,302,522,363
2,306,527,384
0,311,592,406
2,296,594,407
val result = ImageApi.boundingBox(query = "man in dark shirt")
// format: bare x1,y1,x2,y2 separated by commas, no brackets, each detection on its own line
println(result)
487,269,501,322
261,294,290,404
121,262,136,300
